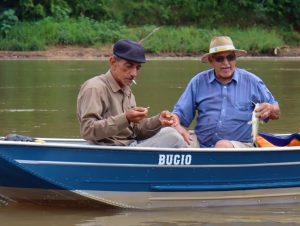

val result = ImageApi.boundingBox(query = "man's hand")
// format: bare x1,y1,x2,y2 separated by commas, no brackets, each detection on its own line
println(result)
159,111,179,127
173,124,193,145
159,112,193,145
255,103,280,120
126,107,149,123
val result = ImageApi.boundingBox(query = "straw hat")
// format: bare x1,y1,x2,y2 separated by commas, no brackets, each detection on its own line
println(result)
201,36,247,63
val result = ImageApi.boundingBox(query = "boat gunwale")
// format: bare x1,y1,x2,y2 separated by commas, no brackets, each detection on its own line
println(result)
1,137,300,152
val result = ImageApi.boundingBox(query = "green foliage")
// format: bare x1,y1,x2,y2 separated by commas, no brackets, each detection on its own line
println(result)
49,0,71,20
142,27,284,54
69,0,111,20
141,27,208,53
280,29,300,46
220,27,283,54
0,20,46,50
54,17,125,45
0,0,298,53
108,0,170,25
0,18,289,54
0,17,125,50
0,0,299,31
19,0,46,20
0,9,18,37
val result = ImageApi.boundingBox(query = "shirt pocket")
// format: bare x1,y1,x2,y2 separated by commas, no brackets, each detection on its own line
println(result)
231,101,253,121
233,100,252,111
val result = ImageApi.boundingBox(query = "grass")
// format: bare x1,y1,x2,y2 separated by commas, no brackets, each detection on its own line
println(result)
0,17,296,54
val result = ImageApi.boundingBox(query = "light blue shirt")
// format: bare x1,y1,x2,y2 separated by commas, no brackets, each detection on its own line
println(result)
173,68,278,147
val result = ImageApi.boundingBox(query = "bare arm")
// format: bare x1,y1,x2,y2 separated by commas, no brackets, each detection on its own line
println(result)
171,114,193,145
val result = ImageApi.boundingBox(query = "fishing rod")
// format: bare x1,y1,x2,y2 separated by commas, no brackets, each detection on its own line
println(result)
138,27,161,44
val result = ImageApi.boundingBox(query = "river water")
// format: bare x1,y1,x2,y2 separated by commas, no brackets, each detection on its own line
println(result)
0,58,300,225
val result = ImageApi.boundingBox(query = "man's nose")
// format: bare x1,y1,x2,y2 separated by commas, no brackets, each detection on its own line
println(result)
130,67,138,77
223,56,231,65
223,58,229,64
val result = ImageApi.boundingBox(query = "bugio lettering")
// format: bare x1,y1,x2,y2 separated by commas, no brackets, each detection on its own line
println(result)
158,154,192,165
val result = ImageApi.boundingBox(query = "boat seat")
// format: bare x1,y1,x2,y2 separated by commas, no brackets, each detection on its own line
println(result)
256,132,300,147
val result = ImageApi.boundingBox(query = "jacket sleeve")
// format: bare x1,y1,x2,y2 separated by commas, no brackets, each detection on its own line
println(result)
134,114,162,140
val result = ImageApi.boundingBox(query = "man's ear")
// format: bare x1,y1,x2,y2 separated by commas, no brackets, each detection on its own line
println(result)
208,56,214,67
109,56,116,66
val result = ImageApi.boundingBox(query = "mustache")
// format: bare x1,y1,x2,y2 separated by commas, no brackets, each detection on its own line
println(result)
221,65,231,69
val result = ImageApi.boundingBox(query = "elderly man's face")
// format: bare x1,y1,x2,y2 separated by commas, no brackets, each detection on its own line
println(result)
110,56,142,88
209,51,236,84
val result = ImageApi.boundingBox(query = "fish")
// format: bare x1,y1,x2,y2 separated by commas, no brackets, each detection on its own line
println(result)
248,103,263,145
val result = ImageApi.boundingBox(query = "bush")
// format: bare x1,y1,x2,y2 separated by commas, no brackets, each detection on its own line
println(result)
220,27,283,54
142,26,284,54
0,17,126,50
0,18,290,54
0,9,18,37
280,30,300,47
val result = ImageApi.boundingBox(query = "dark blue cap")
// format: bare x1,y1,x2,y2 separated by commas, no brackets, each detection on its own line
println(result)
113,39,146,63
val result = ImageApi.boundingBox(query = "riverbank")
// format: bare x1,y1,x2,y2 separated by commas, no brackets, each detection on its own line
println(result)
0,45,300,60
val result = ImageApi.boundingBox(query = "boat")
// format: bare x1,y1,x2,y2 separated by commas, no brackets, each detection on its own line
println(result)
1,134,300,209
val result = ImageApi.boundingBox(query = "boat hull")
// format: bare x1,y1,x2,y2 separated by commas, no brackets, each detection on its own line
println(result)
1,138,300,209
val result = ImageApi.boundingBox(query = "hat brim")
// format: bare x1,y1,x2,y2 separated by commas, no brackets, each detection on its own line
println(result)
200,49,247,63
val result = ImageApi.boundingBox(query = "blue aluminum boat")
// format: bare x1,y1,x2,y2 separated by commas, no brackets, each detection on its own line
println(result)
1,136,300,209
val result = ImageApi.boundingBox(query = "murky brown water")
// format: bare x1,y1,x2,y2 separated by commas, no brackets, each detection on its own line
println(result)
2,203,300,225
1,59,300,225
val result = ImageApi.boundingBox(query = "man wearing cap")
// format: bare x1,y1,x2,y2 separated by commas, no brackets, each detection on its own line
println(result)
77,39,187,147
172,36,280,148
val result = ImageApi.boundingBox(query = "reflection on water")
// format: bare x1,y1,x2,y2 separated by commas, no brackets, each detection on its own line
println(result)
2,203,300,225
1,59,300,225
0,204,118,226
83,205,300,226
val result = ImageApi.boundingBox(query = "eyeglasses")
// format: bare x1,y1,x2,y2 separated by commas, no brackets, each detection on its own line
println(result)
213,54,236,63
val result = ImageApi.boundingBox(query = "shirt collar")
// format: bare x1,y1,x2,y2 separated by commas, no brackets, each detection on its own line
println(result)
232,69,239,82
208,68,239,83
208,69,215,83
105,70,131,95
